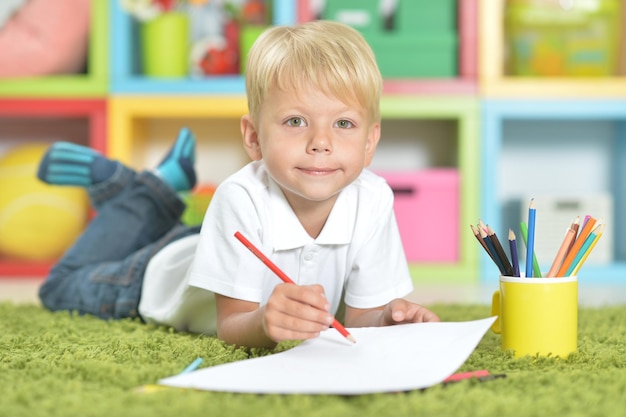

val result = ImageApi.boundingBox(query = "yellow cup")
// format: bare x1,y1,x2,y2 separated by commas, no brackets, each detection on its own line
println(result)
491,275,578,358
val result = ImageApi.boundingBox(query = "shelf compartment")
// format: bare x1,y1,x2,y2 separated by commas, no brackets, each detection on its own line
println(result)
108,96,250,184
479,0,626,97
379,96,480,283
0,99,107,277
0,0,108,98
481,99,626,284
298,0,478,95
109,0,295,94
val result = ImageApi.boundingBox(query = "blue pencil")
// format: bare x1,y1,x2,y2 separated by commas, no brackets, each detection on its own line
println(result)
525,198,537,278
520,222,542,277
508,229,520,277
180,357,203,375
480,226,506,275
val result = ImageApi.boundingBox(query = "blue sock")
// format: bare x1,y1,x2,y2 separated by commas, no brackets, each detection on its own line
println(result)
155,127,197,192
37,142,117,186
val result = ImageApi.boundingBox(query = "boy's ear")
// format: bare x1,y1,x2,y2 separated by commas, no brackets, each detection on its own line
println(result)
364,122,381,166
241,114,263,161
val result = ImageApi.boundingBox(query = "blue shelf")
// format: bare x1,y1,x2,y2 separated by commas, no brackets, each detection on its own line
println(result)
112,76,247,95
480,99,626,285
109,0,296,94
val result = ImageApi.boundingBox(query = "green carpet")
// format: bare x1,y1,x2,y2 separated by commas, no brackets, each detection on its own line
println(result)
1,302,625,417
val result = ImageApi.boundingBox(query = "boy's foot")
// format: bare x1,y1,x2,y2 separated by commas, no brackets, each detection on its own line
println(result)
37,142,118,186
155,127,197,192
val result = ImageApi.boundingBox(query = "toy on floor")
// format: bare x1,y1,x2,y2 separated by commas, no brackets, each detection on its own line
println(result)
0,144,89,261
180,184,216,226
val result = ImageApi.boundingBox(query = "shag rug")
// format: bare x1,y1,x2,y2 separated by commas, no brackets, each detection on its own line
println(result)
1,302,625,417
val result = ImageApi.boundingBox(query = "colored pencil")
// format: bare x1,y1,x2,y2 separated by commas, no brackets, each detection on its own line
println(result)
472,224,506,274
480,226,506,275
582,215,591,228
556,216,597,277
525,199,537,278
487,225,514,277
478,219,489,234
546,218,578,277
180,357,203,374
567,216,581,255
508,229,520,277
133,358,204,393
571,224,604,276
234,231,356,344
566,223,602,276
470,224,496,262
520,221,542,277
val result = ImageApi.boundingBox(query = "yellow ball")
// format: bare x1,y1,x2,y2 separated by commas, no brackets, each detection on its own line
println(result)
0,144,89,261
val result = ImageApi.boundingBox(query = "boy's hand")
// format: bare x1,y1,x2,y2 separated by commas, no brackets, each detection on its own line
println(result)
262,283,334,343
381,298,440,325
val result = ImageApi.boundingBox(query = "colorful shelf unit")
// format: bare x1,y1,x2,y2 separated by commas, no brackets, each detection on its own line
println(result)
108,95,480,283
0,0,109,98
109,0,295,94
297,0,478,95
0,99,107,276
379,96,480,283
481,100,626,285
479,0,626,97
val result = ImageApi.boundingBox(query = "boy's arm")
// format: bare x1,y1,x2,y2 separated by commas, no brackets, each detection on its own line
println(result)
344,299,440,328
214,294,275,348
215,284,334,348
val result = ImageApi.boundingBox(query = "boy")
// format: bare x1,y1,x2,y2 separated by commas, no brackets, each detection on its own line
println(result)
37,20,439,349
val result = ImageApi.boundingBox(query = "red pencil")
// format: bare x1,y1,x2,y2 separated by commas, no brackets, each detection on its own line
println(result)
234,231,356,344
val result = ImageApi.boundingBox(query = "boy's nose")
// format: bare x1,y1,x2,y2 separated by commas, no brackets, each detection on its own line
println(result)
307,129,332,154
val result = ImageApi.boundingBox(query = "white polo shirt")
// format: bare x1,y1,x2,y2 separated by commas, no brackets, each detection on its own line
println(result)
139,161,413,334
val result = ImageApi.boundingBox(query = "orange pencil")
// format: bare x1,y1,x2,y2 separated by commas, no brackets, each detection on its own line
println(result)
571,224,604,276
546,218,578,277
234,231,356,344
556,216,597,277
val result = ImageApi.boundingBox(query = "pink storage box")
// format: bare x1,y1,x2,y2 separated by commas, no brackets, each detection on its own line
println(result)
376,169,459,262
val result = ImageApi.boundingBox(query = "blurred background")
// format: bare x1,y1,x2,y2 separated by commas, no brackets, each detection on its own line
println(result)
1,0,625,304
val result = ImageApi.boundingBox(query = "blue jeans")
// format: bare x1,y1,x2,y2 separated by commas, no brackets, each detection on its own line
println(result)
38,164,200,320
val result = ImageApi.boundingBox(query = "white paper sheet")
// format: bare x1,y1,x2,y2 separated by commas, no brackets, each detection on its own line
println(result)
159,316,497,395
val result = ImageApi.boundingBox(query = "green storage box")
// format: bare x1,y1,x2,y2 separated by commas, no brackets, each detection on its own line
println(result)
322,0,458,78
367,34,458,78
322,0,382,35
396,0,457,35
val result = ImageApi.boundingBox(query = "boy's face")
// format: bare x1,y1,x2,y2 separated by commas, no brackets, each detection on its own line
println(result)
241,85,380,211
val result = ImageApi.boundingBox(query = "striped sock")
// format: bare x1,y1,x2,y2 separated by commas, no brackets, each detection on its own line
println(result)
37,142,117,186
155,127,197,192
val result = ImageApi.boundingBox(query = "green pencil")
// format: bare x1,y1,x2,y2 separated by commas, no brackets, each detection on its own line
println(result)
520,222,542,278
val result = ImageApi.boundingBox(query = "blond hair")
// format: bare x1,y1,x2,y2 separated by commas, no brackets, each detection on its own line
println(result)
245,20,382,122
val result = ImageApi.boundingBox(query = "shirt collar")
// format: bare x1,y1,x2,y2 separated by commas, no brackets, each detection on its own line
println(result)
268,177,354,250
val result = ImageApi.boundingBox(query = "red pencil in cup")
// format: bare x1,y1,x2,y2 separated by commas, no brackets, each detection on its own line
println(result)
234,231,356,344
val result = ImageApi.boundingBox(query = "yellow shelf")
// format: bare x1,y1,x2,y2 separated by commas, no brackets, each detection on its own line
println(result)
479,0,626,98
108,96,249,169
108,96,252,186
